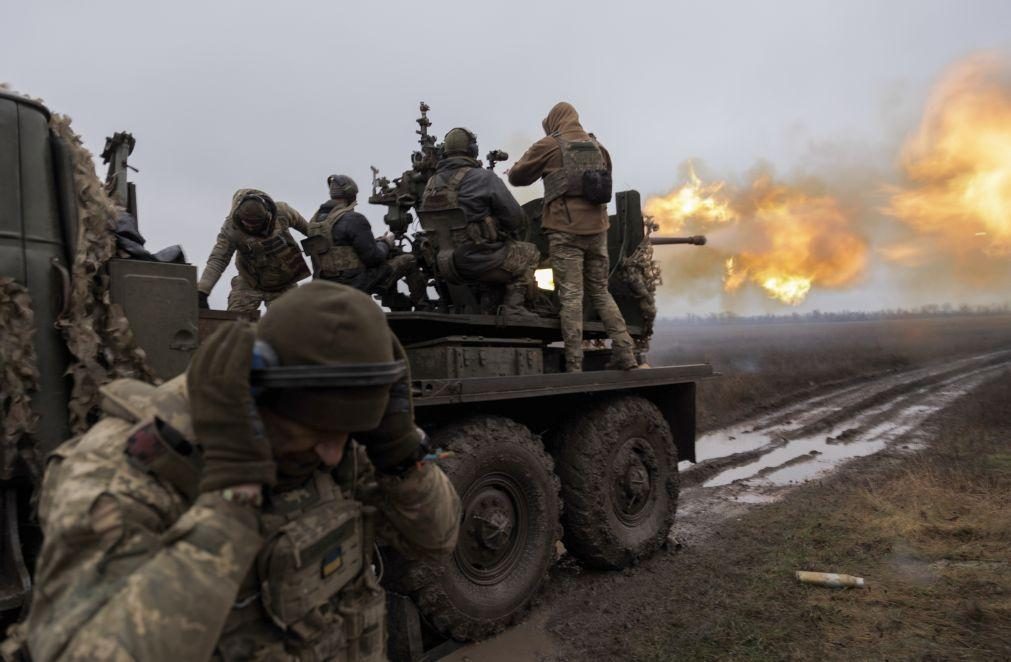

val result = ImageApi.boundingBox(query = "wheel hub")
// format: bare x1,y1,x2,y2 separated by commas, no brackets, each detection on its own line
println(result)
611,437,656,524
456,475,526,585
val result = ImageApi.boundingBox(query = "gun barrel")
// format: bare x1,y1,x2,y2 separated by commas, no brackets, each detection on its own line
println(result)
650,235,707,246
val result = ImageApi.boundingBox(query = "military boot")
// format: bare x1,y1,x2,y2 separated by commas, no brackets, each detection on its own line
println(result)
501,283,539,319
605,348,640,371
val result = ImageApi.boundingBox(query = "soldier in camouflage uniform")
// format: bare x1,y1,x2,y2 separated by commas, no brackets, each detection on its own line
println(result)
304,175,429,308
420,128,541,317
198,189,311,313
509,102,639,371
16,281,460,661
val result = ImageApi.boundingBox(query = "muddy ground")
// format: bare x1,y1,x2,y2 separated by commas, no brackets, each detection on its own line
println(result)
445,314,1011,661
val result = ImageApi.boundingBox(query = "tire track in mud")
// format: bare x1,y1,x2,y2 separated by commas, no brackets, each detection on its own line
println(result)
440,350,1011,661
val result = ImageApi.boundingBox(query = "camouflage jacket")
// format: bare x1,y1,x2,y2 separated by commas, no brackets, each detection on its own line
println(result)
198,189,311,294
23,376,461,661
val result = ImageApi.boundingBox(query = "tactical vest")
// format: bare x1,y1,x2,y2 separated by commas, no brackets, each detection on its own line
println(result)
303,208,366,280
541,136,612,205
227,221,311,292
218,471,386,661
419,168,474,282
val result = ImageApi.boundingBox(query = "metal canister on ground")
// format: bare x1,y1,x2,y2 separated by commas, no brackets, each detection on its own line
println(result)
795,571,866,588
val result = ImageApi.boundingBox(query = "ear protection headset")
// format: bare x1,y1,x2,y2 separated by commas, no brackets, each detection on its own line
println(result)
250,339,406,398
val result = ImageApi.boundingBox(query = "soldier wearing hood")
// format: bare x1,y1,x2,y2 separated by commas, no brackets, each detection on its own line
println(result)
14,282,460,661
197,189,311,313
509,102,639,372
304,174,430,308
419,127,541,317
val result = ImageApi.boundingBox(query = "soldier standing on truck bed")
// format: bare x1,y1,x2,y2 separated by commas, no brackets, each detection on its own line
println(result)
508,102,639,372
8,281,461,661
197,188,311,313
304,174,430,308
420,127,541,317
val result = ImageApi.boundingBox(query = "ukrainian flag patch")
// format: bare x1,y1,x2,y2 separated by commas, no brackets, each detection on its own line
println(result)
321,546,343,578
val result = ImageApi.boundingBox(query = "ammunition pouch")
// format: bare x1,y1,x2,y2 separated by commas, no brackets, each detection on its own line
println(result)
542,137,612,205
254,472,386,661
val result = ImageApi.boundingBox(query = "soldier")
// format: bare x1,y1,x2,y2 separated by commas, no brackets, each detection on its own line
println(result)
508,102,639,372
419,127,540,317
304,174,429,308
197,188,311,313
16,281,461,661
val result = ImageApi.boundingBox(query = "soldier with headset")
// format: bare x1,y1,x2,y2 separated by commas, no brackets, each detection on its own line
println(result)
197,188,312,313
12,281,461,661
303,174,430,309
419,127,541,317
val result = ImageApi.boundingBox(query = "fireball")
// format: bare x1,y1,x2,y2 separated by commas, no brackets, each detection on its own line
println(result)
647,167,867,305
885,54,1011,258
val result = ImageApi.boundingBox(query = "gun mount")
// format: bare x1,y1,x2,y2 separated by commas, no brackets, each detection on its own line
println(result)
101,131,138,218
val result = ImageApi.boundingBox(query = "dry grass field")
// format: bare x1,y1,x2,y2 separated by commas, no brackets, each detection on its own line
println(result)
648,314,1011,432
632,370,1011,661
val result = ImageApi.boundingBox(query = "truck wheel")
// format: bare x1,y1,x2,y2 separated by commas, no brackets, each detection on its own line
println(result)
555,396,677,569
410,416,561,641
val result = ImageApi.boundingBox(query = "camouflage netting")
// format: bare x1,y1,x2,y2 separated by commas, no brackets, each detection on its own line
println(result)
49,114,156,433
0,279,42,482
617,216,662,352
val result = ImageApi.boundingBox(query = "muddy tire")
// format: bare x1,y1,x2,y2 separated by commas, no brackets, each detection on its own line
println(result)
555,396,678,569
408,416,561,641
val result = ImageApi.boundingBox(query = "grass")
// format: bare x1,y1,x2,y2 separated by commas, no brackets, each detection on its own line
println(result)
633,370,1011,661
648,314,1011,431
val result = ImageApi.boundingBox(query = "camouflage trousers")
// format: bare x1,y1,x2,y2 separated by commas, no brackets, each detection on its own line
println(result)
501,240,541,287
548,231,636,372
227,274,296,313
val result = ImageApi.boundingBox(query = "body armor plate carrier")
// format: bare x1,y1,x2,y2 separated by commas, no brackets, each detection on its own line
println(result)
418,167,474,283
228,222,311,292
541,136,612,205
218,471,386,661
302,207,366,280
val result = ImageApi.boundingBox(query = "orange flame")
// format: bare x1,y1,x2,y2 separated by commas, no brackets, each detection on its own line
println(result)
646,166,868,305
885,54,1011,259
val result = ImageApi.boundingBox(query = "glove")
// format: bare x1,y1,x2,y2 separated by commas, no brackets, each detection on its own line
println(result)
198,291,210,309
187,322,276,492
379,232,396,249
355,337,426,475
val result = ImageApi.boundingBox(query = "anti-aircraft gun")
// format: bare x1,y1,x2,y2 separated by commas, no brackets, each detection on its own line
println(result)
0,91,712,661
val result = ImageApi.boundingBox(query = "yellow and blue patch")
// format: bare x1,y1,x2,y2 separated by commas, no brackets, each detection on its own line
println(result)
321,546,343,577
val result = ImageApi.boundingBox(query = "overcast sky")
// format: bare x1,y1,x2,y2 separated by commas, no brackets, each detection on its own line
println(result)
5,0,1010,312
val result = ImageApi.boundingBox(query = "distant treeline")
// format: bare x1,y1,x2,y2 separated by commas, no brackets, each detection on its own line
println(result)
657,303,1011,326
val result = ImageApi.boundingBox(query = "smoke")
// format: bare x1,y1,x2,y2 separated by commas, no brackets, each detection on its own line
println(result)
648,52,1011,312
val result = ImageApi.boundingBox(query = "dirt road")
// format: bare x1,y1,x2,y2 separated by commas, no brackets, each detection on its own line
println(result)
441,349,1011,661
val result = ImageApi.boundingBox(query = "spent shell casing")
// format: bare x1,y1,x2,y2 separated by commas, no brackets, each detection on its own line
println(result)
795,571,866,588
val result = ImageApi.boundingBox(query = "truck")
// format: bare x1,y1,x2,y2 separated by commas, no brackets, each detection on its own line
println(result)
0,90,712,659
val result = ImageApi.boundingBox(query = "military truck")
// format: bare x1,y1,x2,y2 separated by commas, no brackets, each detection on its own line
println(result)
0,91,711,659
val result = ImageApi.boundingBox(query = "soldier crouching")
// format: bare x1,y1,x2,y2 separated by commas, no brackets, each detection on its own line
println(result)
14,281,461,661
420,127,541,317
304,175,429,308
197,189,312,313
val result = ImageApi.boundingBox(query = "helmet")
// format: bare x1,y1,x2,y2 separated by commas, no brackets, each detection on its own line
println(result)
255,281,400,432
234,192,276,234
443,127,479,158
327,174,359,202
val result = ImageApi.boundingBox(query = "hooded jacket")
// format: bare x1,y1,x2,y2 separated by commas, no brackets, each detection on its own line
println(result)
198,189,310,294
508,102,612,235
